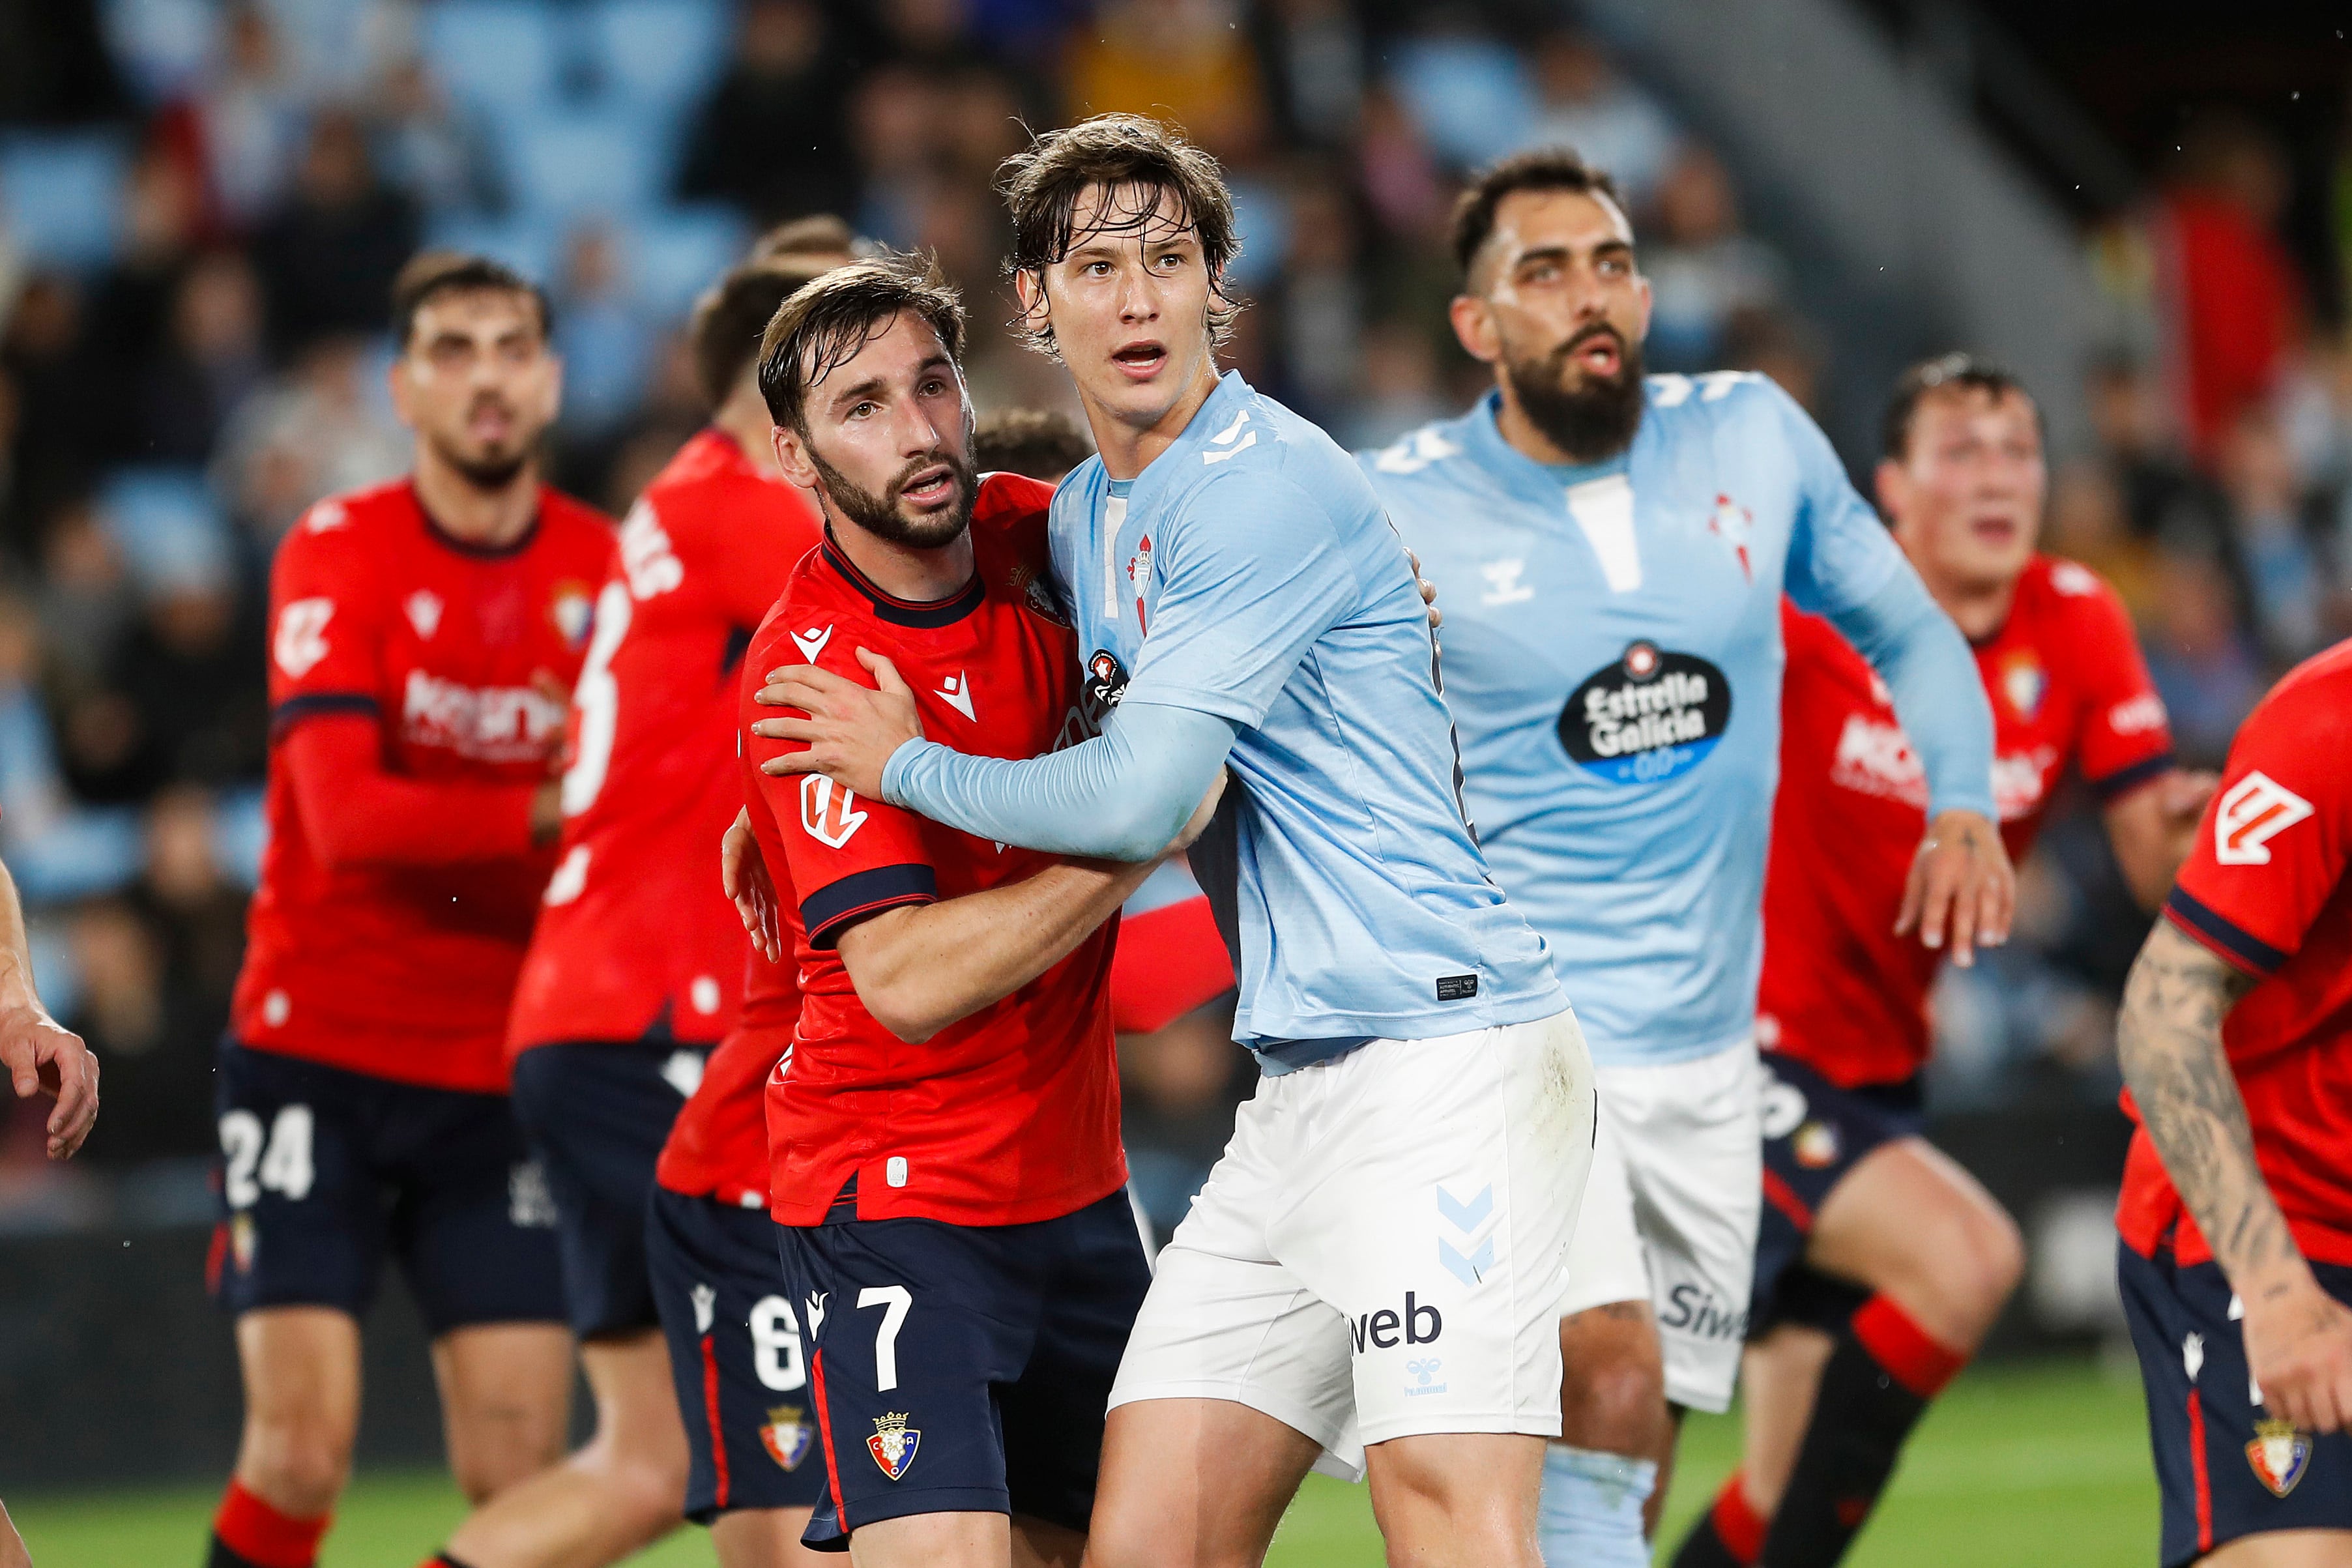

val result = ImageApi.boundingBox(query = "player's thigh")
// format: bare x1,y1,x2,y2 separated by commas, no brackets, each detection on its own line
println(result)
2204,1531,2352,1566
839,1509,1008,1568
1273,1014,1595,1457
648,1187,828,1526
710,1506,825,1568
779,1212,1041,1550
1606,1045,1762,1415
996,1193,1154,1537
1090,1396,1323,1568
433,1320,575,1498
511,1041,697,1341
2121,1245,2352,1566
384,1079,569,1339
1807,1137,2024,1342
211,1041,388,1324
1737,1323,1837,1515
1363,1429,1546,1562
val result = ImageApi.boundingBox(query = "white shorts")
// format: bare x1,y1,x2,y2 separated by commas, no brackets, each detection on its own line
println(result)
1559,1041,1762,1414
1109,1011,1597,1478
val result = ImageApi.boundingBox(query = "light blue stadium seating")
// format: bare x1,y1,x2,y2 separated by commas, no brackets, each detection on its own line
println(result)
1389,37,1539,171
502,104,675,218
97,0,216,102
0,133,131,270
588,0,733,114
96,469,232,596
627,202,748,319
421,0,566,114
424,211,561,287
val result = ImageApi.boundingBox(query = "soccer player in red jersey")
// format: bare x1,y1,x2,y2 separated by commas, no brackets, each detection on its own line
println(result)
413,256,837,1568
1676,357,2214,1568
729,256,1229,1568
2115,635,2352,1565
203,254,615,1568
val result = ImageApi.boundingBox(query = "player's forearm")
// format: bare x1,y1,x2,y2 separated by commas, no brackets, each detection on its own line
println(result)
838,858,1154,1042
882,701,1236,862
2104,782,2196,911
1834,572,1997,820
0,858,38,1014
2117,920,2298,1294
284,718,540,869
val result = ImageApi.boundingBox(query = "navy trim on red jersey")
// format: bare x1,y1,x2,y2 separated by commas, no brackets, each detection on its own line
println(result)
2165,888,2287,976
802,864,939,950
2089,751,2176,803
269,692,381,737
414,480,544,560
820,535,983,628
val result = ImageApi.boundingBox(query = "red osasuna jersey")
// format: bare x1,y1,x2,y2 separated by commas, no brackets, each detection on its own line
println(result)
234,479,613,1092
507,431,822,1055
747,472,1127,1228
2119,639,2352,1267
1760,555,2175,1088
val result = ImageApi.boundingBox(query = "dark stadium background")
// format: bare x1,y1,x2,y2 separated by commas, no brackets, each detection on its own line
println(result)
0,0,2345,1508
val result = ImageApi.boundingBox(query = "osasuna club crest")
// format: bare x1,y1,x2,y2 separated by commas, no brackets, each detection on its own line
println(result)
2246,1417,2310,1498
869,1410,920,1480
761,1404,813,1471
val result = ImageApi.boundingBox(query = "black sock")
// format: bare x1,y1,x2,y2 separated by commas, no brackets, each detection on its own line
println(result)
1759,1296,1960,1566
206,1539,261,1568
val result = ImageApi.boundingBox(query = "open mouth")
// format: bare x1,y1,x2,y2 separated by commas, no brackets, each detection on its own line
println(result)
895,463,958,508
1111,340,1168,380
1971,515,2022,545
1571,332,1623,379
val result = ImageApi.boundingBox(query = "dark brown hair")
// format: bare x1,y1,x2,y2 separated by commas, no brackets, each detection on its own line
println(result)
751,212,860,263
997,113,1242,355
690,257,833,411
1450,147,1623,280
1881,353,2037,460
755,251,966,434
390,250,550,350
973,407,1094,482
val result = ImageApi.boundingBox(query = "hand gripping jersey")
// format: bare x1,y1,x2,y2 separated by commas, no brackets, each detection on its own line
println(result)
508,431,823,1055
1764,557,2175,1087
2119,638,2352,1268
748,473,1126,1227
233,479,614,1092
1056,370,1561,1053
1367,377,1919,1067
655,872,1230,1211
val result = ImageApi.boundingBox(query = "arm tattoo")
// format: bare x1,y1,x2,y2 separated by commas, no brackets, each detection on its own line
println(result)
2116,922,2286,1296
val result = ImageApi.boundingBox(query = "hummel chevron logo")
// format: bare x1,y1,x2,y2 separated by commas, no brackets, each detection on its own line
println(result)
1436,1182,1497,1286
1202,407,1256,464
791,625,833,663
935,671,976,721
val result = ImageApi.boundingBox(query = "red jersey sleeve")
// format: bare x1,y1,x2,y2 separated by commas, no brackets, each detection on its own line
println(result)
744,613,939,950
2164,688,2349,978
267,512,386,725
2052,561,2175,799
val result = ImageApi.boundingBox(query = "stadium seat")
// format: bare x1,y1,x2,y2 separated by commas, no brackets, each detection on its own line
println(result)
587,0,733,114
1389,37,1537,171
502,105,675,218
98,0,216,102
424,211,560,287
1224,175,1291,293
0,132,131,271
97,469,233,594
626,203,749,319
420,0,566,115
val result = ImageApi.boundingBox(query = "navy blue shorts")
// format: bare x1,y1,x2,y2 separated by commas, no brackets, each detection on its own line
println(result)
648,1184,830,1521
208,1039,565,1336
1749,1055,1927,1335
2122,1242,2352,1565
510,1041,704,1339
778,1188,1152,1550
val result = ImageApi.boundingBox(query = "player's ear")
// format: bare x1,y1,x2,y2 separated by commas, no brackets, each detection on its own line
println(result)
387,352,416,426
1013,268,1051,340
773,423,817,490
1873,457,1906,519
1448,293,1500,366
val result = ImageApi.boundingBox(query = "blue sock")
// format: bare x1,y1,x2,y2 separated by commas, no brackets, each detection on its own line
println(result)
1539,1443,1658,1568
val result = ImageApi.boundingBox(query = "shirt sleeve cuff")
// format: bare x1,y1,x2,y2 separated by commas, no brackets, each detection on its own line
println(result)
2164,887,2288,976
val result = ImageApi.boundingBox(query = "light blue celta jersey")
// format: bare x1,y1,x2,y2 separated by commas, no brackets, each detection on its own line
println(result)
1057,371,1563,1059
1365,373,1992,1068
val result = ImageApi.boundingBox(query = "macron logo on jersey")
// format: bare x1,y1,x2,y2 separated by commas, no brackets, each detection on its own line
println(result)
792,626,833,663
275,598,334,678
935,672,976,721
800,774,867,848
2214,772,2314,865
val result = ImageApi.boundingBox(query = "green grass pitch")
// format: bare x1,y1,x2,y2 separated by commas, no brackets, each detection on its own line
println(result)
7,1357,2156,1566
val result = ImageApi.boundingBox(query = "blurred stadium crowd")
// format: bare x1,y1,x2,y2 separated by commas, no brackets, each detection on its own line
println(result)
0,0,2347,1236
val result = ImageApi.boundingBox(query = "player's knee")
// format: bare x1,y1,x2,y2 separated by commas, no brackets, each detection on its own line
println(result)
1557,1311,1666,1454
1961,1203,2027,1316
603,1449,689,1538
448,1416,562,1505
239,1415,353,1517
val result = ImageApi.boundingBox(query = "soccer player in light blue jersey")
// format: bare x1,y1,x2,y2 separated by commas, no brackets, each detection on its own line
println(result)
757,116,1597,1568
1361,149,2016,1568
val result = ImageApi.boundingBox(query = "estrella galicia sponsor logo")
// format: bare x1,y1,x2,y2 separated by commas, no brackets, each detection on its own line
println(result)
1349,1292,1444,1353
1659,1283,1747,1342
1085,648,1130,710
1560,641,1731,785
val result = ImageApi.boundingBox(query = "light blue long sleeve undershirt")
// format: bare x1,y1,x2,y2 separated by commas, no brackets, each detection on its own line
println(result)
881,699,1240,862
1826,566,1998,822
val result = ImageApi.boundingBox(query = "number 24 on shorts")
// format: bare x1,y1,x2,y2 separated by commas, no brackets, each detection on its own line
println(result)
219,1105,316,1207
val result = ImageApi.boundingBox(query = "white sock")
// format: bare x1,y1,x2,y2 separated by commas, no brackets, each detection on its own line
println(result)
1538,1443,1657,1568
